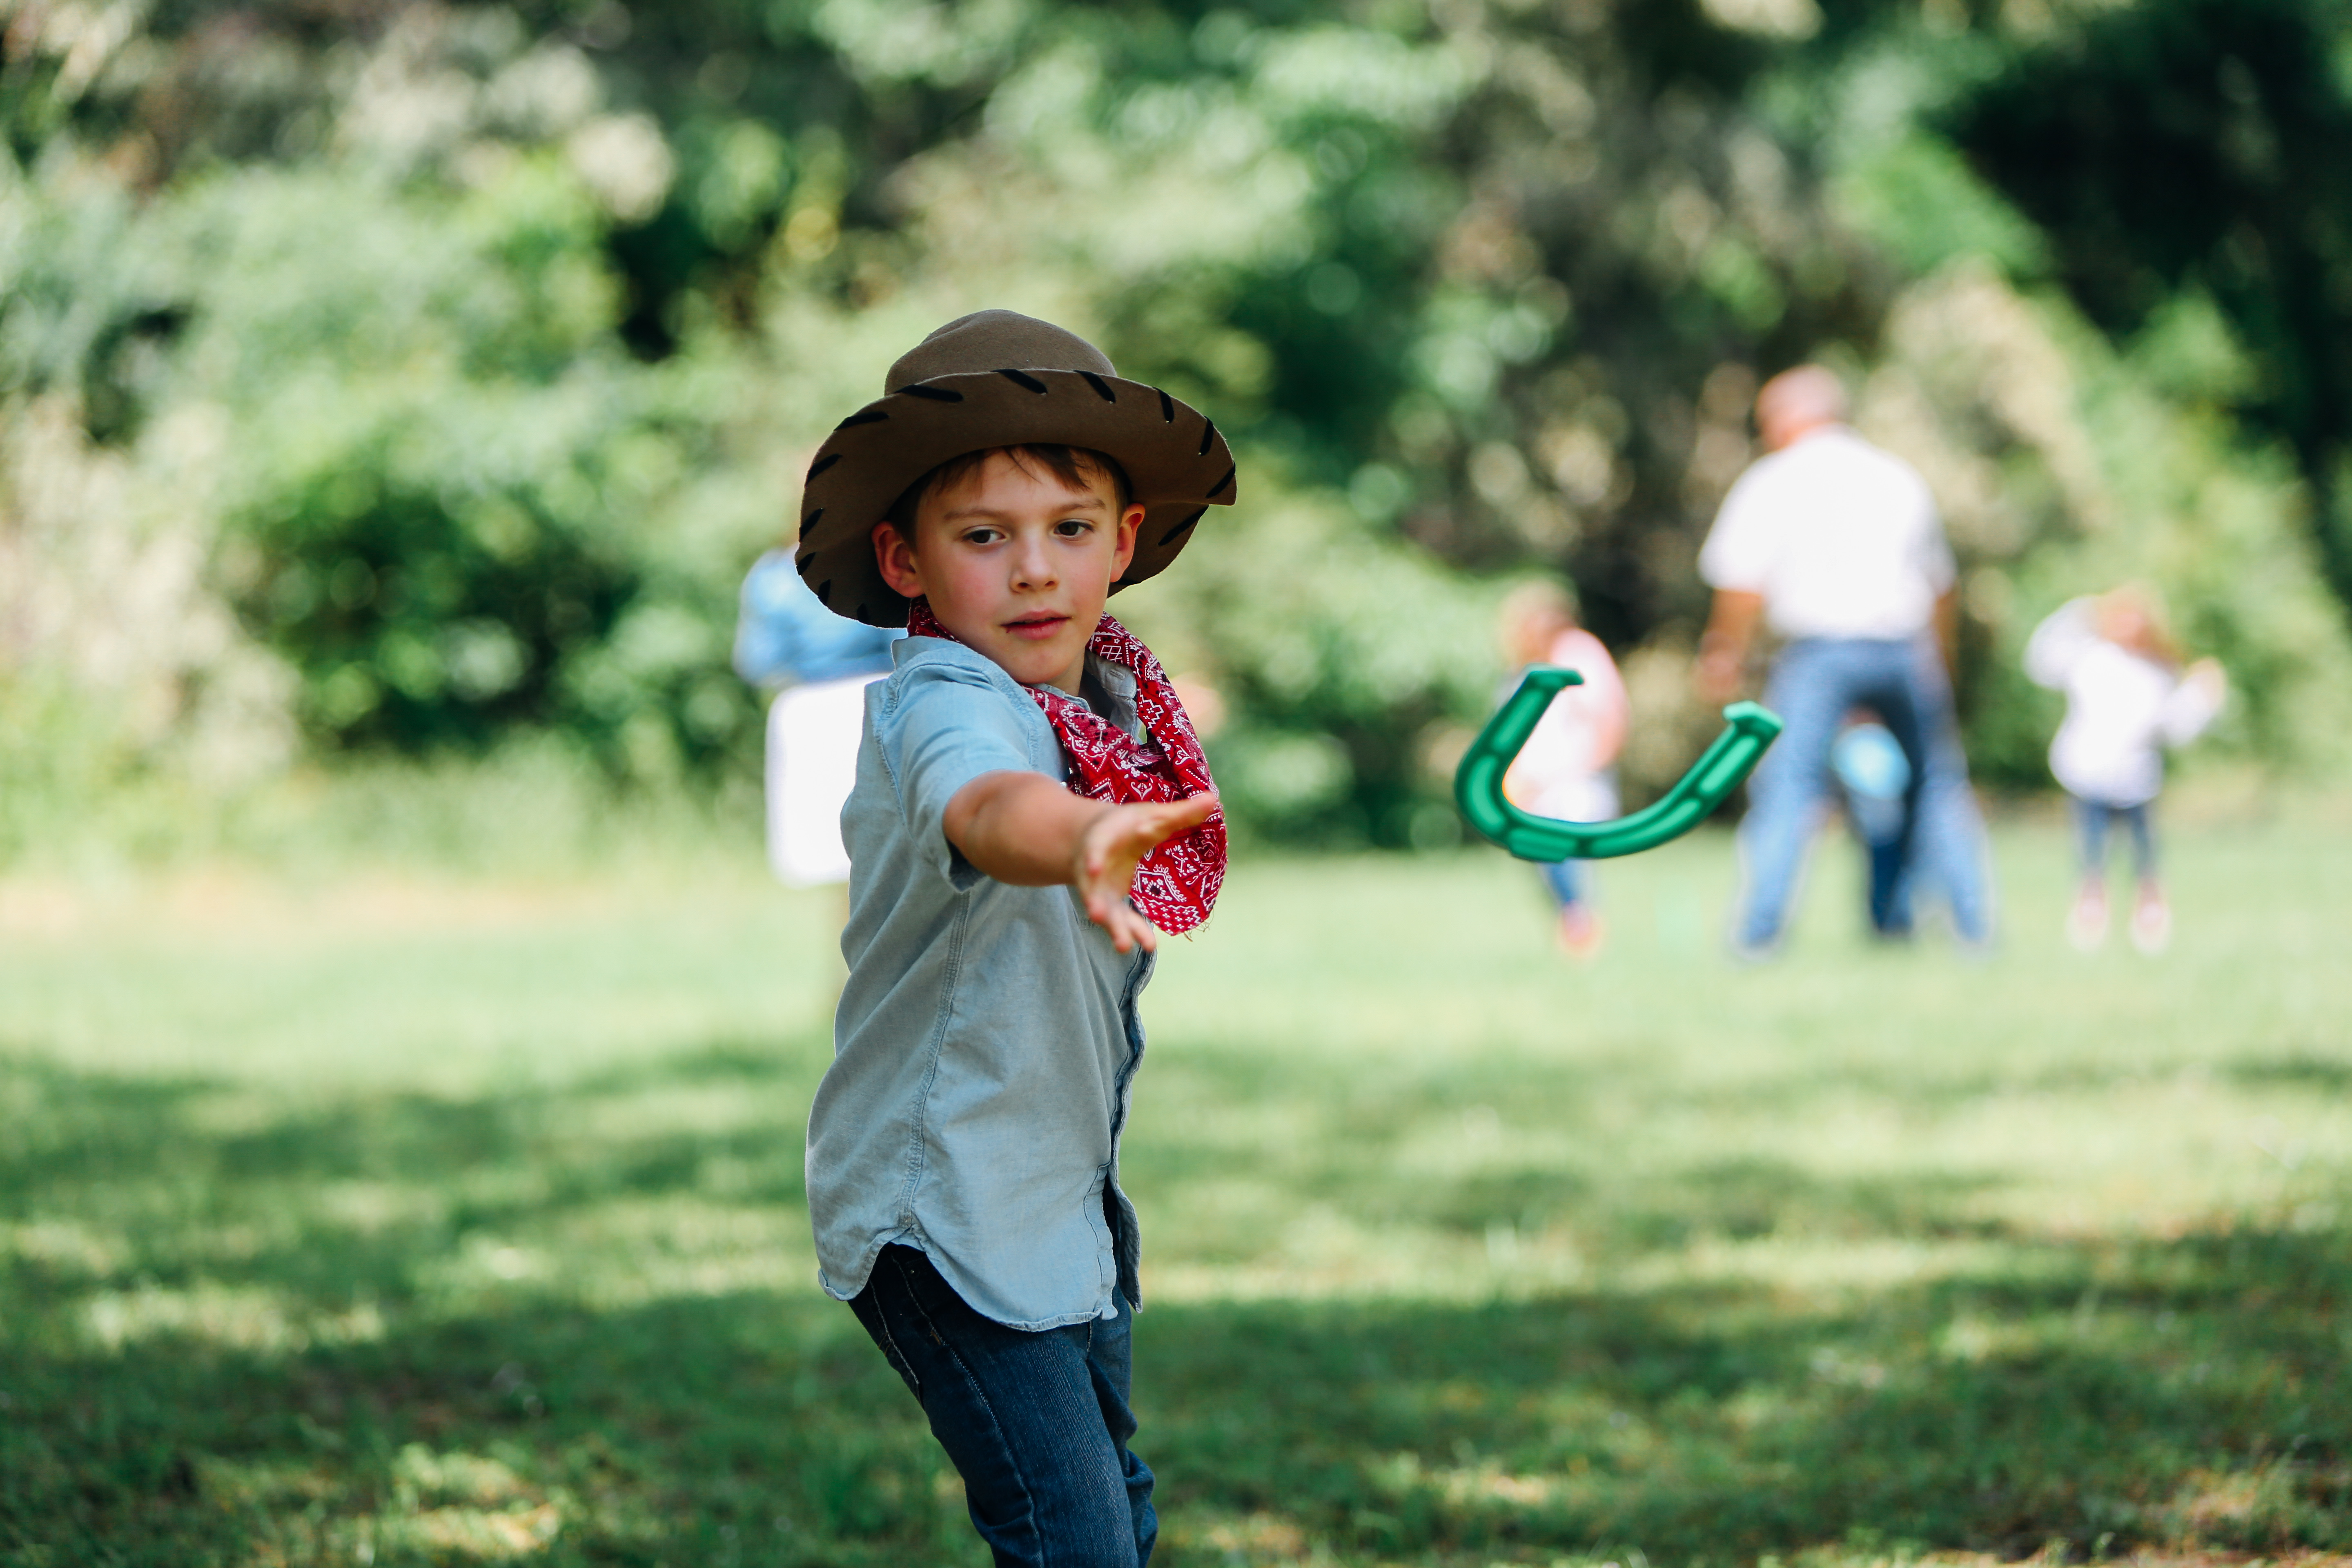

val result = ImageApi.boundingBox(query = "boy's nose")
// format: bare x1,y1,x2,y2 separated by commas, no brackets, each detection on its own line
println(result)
1009,535,1058,589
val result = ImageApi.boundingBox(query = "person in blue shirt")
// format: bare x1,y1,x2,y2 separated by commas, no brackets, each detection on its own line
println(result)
735,549,904,689
733,552,902,885
790,310,1237,1567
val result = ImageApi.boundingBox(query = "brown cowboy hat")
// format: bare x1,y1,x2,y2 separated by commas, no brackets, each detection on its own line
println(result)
792,310,1239,627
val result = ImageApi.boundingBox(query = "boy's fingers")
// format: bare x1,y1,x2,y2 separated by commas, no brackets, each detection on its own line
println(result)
1076,866,1162,954
1139,792,1220,845
1071,797,1210,949
1119,904,1159,953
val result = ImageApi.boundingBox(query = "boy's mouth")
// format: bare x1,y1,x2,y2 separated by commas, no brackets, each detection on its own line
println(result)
1003,612,1069,641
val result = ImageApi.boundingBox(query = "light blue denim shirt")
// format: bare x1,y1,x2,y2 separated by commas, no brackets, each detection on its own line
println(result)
805,635,1154,1330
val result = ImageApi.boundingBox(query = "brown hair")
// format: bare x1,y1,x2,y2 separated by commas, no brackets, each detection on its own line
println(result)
1498,579,1580,666
882,444,1135,534
2094,583,2181,667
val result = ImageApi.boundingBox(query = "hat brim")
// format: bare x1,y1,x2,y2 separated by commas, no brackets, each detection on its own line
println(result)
792,369,1238,627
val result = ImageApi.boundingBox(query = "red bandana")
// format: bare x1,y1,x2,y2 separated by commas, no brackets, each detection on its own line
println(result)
906,599,1226,933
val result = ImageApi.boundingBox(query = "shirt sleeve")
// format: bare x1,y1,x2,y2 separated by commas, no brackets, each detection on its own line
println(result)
1556,627,1629,768
1914,483,1957,593
2159,669,2225,747
877,660,1045,889
2024,599,2096,690
1697,469,1775,592
1557,629,1628,720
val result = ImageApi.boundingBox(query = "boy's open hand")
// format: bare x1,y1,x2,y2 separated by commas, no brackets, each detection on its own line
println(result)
943,772,1221,953
1071,793,1221,953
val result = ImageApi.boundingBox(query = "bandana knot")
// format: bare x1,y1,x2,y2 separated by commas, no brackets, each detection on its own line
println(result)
906,600,1225,933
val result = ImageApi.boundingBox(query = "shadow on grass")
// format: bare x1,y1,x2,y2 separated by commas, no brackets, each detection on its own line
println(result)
2,1046,2347,1567
2227,1054,2352,1093
0,1044,956,1567
1145,1225,2352,1563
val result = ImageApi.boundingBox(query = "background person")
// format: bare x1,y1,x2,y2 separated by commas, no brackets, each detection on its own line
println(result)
1695,365,1994,955
1497,580,1628,957
2025,586,2227,953
733,552,903,886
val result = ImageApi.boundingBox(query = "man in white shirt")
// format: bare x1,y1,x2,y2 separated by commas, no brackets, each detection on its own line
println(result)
1695,365,1993,954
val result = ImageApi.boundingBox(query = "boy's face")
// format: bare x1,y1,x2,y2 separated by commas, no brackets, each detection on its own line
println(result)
873,450,1142,693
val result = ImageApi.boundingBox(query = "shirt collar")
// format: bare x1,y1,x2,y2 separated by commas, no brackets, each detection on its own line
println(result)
1042,653,1146,743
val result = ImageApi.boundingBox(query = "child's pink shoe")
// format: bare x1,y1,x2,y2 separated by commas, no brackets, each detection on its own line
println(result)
2066,883,2108,951
2130,886,2171,954
1558,906,1604,960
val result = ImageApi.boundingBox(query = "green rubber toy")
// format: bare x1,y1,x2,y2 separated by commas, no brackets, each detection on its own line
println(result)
1453,666,1785,861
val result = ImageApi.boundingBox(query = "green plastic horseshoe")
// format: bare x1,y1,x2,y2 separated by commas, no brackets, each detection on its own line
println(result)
1453,666,1785,861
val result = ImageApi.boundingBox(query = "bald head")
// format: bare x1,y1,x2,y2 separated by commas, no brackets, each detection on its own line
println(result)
1756,365,1847,451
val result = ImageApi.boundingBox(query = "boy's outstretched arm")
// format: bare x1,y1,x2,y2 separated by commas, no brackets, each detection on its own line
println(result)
944,773,1221,954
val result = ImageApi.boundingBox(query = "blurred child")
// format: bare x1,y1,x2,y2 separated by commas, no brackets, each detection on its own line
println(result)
2025,585,2226,953
1498,581,1628,957
1831,712,1912,934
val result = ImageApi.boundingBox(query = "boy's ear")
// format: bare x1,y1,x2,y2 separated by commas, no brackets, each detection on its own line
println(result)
874,520,924,599
1109,503,1143,584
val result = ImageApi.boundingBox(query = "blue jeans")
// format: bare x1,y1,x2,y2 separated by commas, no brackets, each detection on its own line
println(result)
1735,636,1993,952
2073,796,2155,881
1538,857,1586,910
849,1244,1156,1567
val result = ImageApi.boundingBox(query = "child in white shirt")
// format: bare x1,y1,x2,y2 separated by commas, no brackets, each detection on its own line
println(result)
2024,586,2225,952
1498,581,1628,957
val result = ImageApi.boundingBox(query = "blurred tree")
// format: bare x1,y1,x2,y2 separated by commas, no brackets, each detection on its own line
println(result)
1940,0,2352,612
4,0,2350,843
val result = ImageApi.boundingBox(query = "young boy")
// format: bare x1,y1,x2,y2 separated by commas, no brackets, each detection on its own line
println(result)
793,311,1237,1566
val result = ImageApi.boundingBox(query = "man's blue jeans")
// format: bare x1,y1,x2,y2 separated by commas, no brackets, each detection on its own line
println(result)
849,1244,1156,1567
1735,636,1993,952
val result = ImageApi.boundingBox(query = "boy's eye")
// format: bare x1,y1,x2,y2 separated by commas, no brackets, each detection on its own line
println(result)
1054,518,1094,537
959,526,1005,546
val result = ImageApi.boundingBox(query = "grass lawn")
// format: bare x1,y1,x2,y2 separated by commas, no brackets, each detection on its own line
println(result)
2,804,2348,1566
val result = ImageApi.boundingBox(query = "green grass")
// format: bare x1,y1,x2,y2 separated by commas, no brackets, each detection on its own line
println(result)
2,805,2348,1566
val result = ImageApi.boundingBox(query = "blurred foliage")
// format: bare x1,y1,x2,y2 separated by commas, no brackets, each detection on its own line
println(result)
5,0,2352,848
